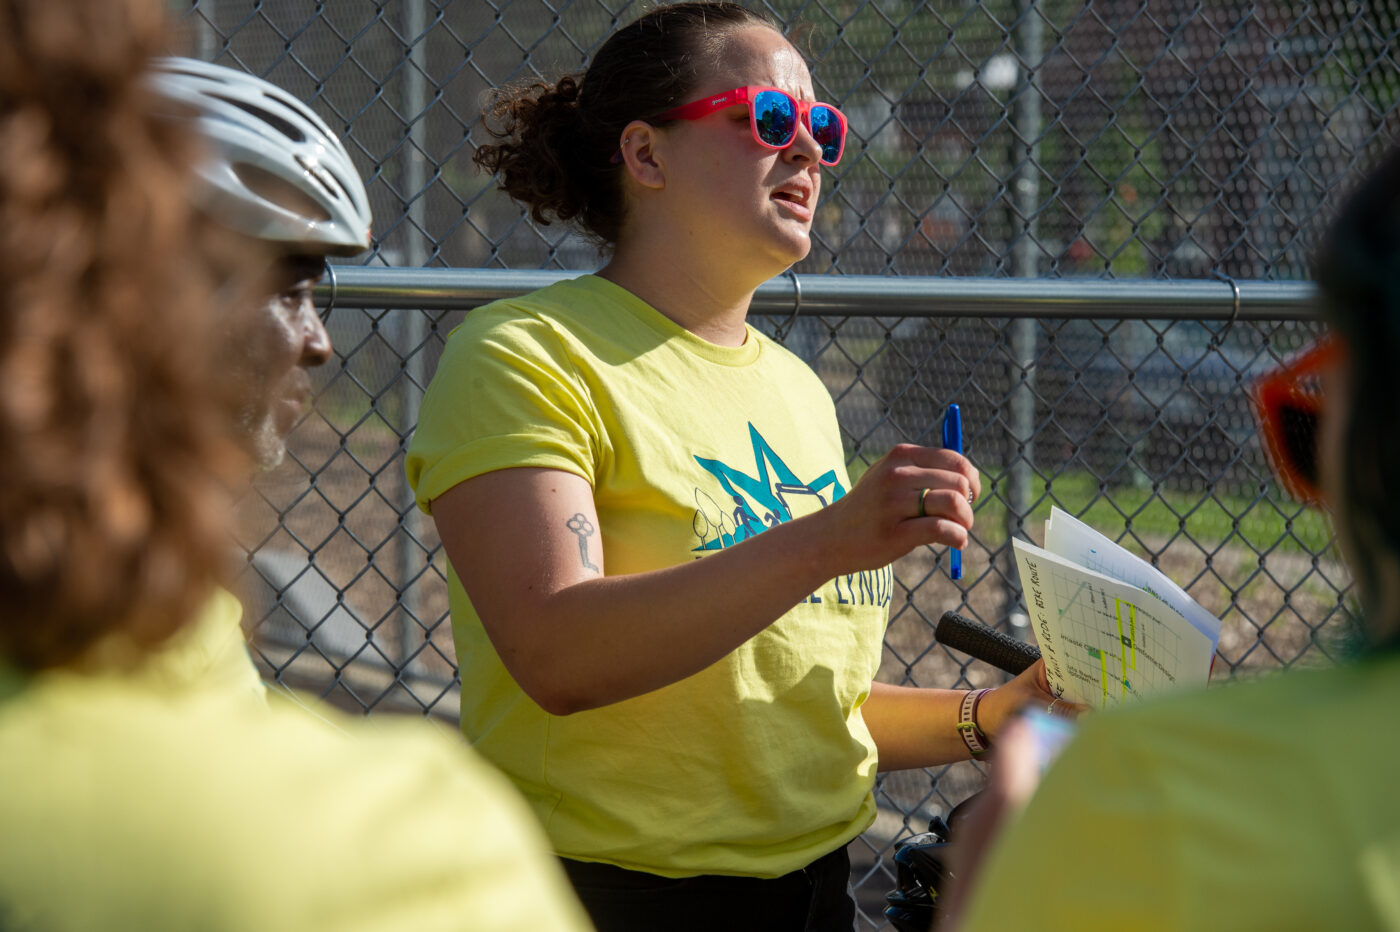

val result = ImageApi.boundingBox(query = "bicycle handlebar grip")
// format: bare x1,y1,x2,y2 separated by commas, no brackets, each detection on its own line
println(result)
935,611,1041,675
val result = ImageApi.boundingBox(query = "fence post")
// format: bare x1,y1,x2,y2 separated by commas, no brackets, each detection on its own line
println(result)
395,0,430,677
1003,0,1044,632
196,0,217,59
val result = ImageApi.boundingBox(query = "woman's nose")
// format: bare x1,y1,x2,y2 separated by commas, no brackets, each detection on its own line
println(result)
783,113,824,164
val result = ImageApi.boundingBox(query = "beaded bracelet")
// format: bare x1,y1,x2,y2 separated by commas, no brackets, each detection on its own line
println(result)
956,688,993,757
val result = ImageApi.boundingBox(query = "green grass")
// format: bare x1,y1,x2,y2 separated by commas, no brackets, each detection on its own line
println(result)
847,457,1335,557
975,469,1336,556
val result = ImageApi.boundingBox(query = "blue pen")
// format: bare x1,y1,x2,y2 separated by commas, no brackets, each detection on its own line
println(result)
941,403,963,580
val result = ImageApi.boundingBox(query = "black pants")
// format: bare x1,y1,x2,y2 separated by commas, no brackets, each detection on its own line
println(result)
560,845,856,932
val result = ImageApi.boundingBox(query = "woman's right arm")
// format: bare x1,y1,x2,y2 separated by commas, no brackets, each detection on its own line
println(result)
431,442,978,715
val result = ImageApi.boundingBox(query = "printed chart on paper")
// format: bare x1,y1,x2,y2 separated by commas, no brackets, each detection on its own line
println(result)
1045,563,1189,706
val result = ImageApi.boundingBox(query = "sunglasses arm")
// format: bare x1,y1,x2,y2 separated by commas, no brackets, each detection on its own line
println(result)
660,87,751,122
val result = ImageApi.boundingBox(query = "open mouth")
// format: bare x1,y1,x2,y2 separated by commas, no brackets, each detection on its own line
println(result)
772,188,810,207
771,185,814,222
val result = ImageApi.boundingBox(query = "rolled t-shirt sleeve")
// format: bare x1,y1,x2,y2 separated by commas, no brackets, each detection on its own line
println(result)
407,308,601,515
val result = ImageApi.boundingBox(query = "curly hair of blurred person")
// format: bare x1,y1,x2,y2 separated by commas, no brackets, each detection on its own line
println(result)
0,0,247,671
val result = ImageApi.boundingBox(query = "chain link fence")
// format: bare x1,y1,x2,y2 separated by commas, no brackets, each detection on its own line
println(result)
188,0,1396,925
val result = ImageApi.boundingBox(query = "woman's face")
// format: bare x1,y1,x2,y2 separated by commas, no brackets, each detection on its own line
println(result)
656,26,826,279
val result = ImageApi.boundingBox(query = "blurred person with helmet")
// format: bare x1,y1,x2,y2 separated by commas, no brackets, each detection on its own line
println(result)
147,55,371,471
124,55,379,704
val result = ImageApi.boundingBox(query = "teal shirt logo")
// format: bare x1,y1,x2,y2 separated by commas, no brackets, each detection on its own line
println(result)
690,423,845,553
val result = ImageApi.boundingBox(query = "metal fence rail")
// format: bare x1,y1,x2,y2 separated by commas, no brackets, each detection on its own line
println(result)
188,0,1391,926
321,266,1318,318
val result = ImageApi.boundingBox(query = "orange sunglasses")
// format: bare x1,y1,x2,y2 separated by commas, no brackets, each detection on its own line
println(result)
1247,336,1342,504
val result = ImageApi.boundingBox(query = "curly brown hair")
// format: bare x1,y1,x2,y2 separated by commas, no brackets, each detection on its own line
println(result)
0,0,250,671
473,1,780,247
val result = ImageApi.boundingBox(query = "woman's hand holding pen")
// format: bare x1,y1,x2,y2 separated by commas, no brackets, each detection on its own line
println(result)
815,443,981,574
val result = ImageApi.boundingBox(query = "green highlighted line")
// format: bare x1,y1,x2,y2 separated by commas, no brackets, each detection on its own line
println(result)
1129,604,1137,671
1114,601,1126,699
1097,647,1108,706
1113,599,1139,699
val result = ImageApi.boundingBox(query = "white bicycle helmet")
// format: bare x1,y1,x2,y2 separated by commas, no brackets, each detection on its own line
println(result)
148,57,372,257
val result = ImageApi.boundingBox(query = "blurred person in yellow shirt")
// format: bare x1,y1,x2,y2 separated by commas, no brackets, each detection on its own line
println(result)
947,146,1400,932
0,2,592,929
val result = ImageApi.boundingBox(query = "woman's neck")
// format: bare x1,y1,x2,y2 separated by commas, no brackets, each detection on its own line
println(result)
598,250,760,348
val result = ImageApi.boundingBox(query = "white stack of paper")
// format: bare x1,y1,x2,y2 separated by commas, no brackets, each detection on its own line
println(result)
1013,507,1222,708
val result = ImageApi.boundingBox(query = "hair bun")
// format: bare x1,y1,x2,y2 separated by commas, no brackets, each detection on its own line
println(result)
473,1,777,248
474,73,601,238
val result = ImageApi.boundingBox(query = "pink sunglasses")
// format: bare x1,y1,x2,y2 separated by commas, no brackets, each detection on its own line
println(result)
614,85,848,166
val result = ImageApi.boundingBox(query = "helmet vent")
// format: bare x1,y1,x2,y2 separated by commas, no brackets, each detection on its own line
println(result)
232,162,332,223
295,153,343,203
210,93,306,144
323,166,358,207
164,65,219,81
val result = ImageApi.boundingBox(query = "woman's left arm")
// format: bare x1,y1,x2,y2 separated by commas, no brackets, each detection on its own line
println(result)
862,659,1063,770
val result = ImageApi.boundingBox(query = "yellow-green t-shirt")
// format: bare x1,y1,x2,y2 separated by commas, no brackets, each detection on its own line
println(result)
0,640,593,931
91,586,267,707
960,654,1400,931
407,274,891,878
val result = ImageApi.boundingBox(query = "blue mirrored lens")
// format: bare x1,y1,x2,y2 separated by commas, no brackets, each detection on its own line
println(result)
810,106,843,163
752,91,797,147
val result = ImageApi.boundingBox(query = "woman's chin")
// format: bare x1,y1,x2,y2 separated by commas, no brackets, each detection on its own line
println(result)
763,227,813,272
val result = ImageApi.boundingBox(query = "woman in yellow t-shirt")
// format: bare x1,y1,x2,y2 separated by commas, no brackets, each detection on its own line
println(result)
407,3,1063,928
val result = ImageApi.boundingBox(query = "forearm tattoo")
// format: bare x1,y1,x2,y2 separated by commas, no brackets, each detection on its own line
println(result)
565,513,599,572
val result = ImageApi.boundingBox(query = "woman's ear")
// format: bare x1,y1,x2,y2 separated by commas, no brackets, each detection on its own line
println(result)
616,120,665,190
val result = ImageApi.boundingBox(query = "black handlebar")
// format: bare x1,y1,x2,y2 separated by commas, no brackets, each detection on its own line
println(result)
935,611,1041,675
